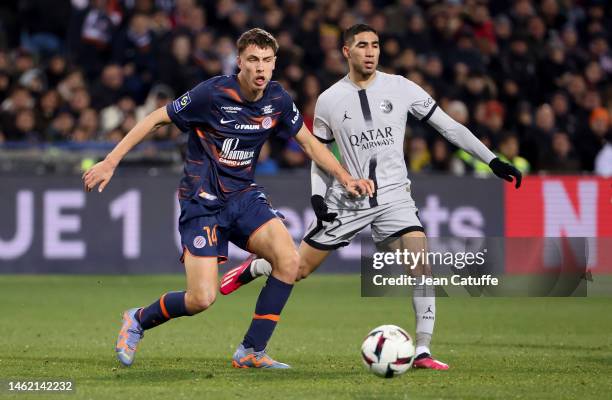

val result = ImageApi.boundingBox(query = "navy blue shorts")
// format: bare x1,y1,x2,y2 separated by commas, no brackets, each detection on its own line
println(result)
178,189,280,264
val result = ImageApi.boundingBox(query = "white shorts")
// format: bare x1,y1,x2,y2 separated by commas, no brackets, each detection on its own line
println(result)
303,198,423,250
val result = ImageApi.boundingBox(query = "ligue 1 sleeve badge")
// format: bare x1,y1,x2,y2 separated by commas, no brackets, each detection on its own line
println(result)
380,99,393,113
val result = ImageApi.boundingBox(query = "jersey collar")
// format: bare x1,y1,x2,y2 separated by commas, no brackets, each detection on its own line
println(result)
344,70,380,91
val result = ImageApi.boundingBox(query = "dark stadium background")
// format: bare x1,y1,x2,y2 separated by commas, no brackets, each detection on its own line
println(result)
1,0,610,273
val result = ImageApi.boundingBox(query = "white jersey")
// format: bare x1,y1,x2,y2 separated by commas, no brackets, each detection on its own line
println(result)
313,71,495,210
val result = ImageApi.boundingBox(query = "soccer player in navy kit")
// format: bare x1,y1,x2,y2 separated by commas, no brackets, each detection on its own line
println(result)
83,28,373,369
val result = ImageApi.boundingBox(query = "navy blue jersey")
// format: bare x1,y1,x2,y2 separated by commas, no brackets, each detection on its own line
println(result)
166,74,303,208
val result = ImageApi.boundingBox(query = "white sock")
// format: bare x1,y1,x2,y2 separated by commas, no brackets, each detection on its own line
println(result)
412,279,436,356
250,258,273,278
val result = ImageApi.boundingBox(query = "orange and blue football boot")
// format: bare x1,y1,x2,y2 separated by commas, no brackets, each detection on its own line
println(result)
115,308,144,367
231,344,290,369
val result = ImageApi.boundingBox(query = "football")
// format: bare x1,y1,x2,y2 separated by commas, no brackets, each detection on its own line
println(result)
361,325,416,378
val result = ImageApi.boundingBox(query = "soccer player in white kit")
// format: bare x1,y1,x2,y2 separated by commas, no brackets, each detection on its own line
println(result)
221,24,522,370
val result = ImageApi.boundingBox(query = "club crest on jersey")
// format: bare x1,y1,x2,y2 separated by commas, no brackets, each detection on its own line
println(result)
173,92,191,113
380,99,393,113
262,116,273,129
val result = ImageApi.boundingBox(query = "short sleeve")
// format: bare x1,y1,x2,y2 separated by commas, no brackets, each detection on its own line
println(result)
275,90,303,139
166,81,211,132
403,78,438,122
313,96,334,143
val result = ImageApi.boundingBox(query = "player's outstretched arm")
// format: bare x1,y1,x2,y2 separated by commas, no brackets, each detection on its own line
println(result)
82,106,172,192
426,107,522,188
294,124,374,197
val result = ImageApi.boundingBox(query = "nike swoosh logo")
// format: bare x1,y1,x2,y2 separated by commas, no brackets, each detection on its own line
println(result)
220,118,236,124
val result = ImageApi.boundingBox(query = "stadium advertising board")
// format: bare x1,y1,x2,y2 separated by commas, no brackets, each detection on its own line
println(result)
1,174,609,275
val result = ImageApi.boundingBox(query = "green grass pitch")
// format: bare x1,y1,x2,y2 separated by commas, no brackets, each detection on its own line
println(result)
1,274,611,399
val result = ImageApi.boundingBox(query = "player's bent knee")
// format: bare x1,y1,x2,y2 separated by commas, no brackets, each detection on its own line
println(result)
185,290,216,314
271,250,300,282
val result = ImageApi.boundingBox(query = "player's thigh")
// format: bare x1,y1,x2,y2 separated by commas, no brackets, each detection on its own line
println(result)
247,218,299,282
296,240,331,280
183,250,219,313
372,200,430,276
385,230,431,276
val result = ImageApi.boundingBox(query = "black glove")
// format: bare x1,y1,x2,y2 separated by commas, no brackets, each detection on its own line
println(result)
310,195,337,222
489,157,522,188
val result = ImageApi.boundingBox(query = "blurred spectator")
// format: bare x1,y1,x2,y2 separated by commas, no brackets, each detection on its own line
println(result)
112,13,157,93
68,0,120,79
522,103,557,170
36,89,61,132
407,135,431,173
428,138,451,173
496,132,530,174
45,111,75,142
67,87,91,116
550,91,579,137
541,131,581,173
158,34,200,95
6,109,40,142
90,64,126,110
45,55,69,88
578,107,611,171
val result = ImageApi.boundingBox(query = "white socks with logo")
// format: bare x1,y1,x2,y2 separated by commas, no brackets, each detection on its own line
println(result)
413,279,436,356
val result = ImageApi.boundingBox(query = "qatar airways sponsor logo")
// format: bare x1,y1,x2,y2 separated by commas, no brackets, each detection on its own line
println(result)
349,126,394,150
219,138,255,166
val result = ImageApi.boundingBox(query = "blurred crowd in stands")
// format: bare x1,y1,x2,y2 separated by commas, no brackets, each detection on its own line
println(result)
0,0,611,176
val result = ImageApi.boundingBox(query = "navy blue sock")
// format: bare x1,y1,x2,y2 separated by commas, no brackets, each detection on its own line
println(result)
242,276,293,352
136,291,190,330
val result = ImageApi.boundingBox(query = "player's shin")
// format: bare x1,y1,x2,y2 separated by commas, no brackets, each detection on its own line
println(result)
241,276,293,351
412,280,436,357
137,291,191,330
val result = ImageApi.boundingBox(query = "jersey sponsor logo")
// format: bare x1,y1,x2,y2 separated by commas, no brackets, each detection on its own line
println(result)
221,106,242,114
421,98,434,108
262,116,273,129
173,92,191,113
234,123,260,130
219,138,255,166
261,105,274,115
193,235,206,248
380,100,393,113
220,118,236,124
291,103,300,125
349,126,395,150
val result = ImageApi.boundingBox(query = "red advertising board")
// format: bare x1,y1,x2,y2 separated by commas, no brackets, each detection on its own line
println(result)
505,176,612,274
